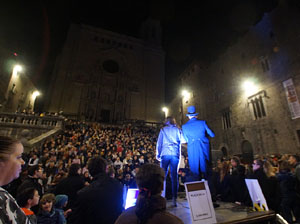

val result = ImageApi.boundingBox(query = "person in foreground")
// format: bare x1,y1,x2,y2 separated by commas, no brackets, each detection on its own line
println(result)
69,156,123,224
0,135,32,223
115,163,184,224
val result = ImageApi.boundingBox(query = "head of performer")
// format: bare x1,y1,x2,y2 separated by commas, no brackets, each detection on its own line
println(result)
186,105,199,119
165,116,176,126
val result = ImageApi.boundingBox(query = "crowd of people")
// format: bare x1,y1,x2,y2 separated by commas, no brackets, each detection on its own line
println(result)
0,119,300,223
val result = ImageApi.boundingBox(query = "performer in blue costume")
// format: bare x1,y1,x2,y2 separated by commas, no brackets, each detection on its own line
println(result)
156,117,184,207
182,106,215,180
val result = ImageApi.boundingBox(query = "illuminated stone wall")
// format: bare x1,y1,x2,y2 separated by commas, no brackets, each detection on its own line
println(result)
172,2,300,156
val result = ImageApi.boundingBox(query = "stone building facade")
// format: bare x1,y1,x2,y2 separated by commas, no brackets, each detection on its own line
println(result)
46,21,165,123
170,1,300,158
0,59,39,113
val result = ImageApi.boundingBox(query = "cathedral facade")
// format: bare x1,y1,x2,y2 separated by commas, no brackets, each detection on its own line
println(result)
46,21,165,123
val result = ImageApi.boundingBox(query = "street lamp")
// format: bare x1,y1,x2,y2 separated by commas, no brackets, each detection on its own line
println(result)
30,90,40,112
242,79,259,97
181,90,191,102
13,65,22,75
162,107,168,118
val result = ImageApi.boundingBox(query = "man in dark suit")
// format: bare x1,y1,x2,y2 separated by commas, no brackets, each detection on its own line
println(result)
182,106,215,180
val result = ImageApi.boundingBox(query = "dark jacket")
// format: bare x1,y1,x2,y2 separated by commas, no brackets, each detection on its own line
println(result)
54,175,85,209
68,173,123,224
277,170,297,199
37,209,61,224
229,165,251,205
115,195,183,224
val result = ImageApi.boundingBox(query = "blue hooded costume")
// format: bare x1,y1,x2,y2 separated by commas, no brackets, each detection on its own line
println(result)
182,106,215,177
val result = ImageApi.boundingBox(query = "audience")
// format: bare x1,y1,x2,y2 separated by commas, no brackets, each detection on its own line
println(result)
2,121,300,223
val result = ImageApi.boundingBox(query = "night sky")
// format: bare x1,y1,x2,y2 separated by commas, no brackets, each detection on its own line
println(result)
1,0,281,105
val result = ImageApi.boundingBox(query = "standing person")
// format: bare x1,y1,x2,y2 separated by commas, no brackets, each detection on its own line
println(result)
115,163,184,224
54,163,85,210
182,105,215,180
156,116,183,207
276,160,299,224
68,157,123,224
0,135,31,223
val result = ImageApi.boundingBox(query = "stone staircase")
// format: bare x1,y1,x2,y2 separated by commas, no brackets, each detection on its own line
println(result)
0,112,65,151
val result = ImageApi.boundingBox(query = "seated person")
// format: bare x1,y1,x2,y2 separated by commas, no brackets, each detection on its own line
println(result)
16,187,40,224
37,193,60,224
115,163,183,224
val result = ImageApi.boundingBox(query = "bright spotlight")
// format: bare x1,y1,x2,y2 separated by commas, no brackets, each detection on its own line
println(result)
242,80,259,96
12,65,22,77
32,91,40,99
181,90,191,100
162,107,168,117
14,65,22,72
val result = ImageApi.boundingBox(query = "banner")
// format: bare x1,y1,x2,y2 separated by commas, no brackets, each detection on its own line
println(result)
283,78,300,119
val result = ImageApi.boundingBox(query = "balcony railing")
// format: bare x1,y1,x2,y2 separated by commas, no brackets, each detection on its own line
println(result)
0,112,65,129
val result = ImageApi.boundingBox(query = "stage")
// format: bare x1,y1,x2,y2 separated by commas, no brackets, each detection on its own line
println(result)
167,198,276,224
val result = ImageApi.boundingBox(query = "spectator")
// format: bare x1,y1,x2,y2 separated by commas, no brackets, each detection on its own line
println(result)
68,157,123,224
17,187,40,224
0,136,29,223
115,163,183,224
114,157,123,170
248,159,279,212
37,193,61,224
229,157,250,205
18,165,44,197
276,160,299,223
28,154,39,167
289,154,300,184
214,161,232,202
54,195,71,224
54,164,85,210
83,171,92,185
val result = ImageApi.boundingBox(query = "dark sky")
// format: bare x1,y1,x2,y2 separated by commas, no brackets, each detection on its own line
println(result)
1,0,280,104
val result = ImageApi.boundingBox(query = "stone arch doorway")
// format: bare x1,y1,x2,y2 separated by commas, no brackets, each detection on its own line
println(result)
241,140,254,164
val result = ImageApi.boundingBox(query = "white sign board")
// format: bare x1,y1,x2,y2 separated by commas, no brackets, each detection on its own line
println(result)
184,181,216,224
245,179,269,211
